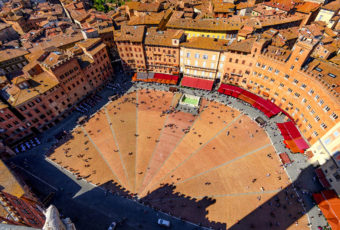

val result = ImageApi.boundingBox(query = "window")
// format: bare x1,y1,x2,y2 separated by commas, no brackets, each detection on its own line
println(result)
212,55,216,60
315,116,320,122
308,89,314,95
203,61,206,67
186,60,191,65
279,83,284,88
210,63,215,68
275,69,279,74
331,113,338,120
219,63,223,69
256,62,260,67
313,131,318,137
221,55,225,61
203,54,208,60
323,106,330,112
284,74,289,80
288,88,293,93
314,95,320,101
180,50,183,56
293,79,298,85
194,60,198,66
294,93,300,98
35,98,41,103
195,53,199,59
318,100,324,106
186,52,190,58
268,67,272,72
262,64,266,69
27,102,35,107
300,84,306,89
321,123,327,129
307,105,311,110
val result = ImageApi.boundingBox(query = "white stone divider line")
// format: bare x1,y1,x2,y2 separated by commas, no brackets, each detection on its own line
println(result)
136,92,180,194
104,106,130,189
80,126,124,189
14,163,58,191
175,143,272,186
154,113,243,188
139,100,212,195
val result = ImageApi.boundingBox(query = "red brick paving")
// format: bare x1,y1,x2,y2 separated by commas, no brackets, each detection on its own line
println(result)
139,111,195,194
83,109,128,187
48,90,309,229
135,90,174,192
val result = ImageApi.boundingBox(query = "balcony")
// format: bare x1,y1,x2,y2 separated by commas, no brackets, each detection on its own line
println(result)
184,65,217,71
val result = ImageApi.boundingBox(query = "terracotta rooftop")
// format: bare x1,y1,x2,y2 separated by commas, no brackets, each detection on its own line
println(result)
4,71,59,106
114,25,145,42
0,48,28,62
307,59,340,94
125,1,161,12
263,0,295,12
0,101,8,109
263,45,292,61
77,38,106,56
0,22,11,31
145,28,184,47
26,32,84,53
321,0,340,12
128,12,165,26
295,2,320,14
228,38,255,53
167,17,242,32
213,3,235,13
0,160,25,198
181,37,229,51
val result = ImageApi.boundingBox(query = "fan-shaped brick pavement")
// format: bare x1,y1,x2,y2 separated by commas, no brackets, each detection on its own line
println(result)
48,89,309,229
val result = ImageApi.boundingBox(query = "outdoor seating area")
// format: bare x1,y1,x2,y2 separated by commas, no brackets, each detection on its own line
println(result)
181,76,214,91
48,89,309,229
14,137,41,153
132,73,178,85
218,84,282,118
277,121,309,153
312,190,340,230
75,94,102,113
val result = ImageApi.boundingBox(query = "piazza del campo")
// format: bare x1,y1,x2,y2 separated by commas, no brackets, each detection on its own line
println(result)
0,0,339,229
